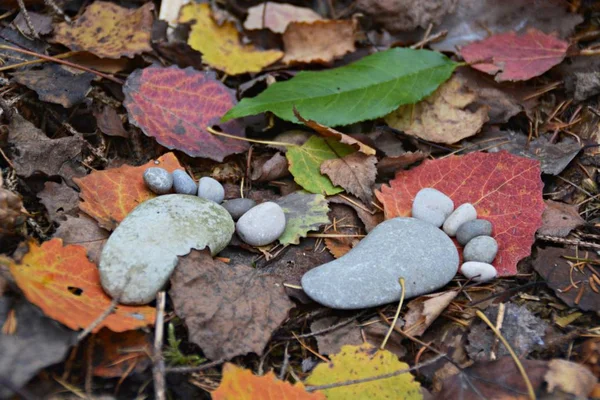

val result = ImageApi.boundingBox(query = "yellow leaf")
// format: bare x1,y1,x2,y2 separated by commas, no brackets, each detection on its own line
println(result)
305,344,422,400
179,3,283,75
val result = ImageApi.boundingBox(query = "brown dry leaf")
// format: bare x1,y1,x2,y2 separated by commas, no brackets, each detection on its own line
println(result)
251,153,289,182
94,105,129,138
66,52,130,74
169,249,294,360
12,11,53,35
53,214,109,265
294,109,376,155
403,290,458,337
538,200,585,237
321,153,377,205
7,114,86,184
37,181,79,223
357,0,456,32
244,2,322,33
385,75,489,144
328,194,383,232
545,359,597,397
53,2,153,59
324,203,362,259
377,152,428,176
0,188,24,234
282,20,357,65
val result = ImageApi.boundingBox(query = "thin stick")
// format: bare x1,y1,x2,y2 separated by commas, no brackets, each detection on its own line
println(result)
77,297,119,342
537,234,600,250
380,278,405,350
280,310,368,340
165,358,225,373
153,292,166,400
305,353,445,392
206,126,297,147
476,310,535,400
0,51,78,72
307,233,366,238
0,45,123,84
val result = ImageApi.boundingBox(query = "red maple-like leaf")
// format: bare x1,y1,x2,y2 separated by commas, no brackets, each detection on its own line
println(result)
460,29,568,82
123,65,248,161
375,151,544,276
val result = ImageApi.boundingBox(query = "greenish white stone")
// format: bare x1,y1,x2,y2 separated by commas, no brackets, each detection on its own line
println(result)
99,195,234,305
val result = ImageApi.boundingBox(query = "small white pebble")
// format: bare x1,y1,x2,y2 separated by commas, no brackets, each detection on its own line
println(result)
460,261,497,282
443,203,477,236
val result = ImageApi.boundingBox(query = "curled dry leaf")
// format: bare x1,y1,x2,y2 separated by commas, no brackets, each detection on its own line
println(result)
92,329,151,378
385,76,489,144
377,151,428,176
180,3,283,75
94,104,129,138
244,2,322,33
37,181,79,223
357,0,456,32
283,20,357,65
321,153,378,204
545,359,598,398
538,200,585,237
251,153,289,182
169,249,294,360
403,290,458,337
53,1,153,59
460,28,569,82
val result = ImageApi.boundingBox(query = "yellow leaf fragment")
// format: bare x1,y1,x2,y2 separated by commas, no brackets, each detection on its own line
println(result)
179,3,283,75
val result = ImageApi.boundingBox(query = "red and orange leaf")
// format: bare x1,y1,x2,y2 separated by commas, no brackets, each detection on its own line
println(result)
7,239,155,332
460,28,568,82
124,65,248,161
74,152,182,231
93,329,152,378
212,363,325,400
375,151,544,276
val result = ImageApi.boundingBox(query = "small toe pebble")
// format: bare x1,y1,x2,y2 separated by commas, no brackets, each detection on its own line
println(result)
443,203,477,236
460,261,497,282
143,167,172,194
463,236,498,264
412,188,454,227
197,177,225,203
172,170,197,195
456,219,492,245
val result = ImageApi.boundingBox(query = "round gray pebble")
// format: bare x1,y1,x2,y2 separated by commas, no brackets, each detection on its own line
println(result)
236,202,286,246
222,198,256,220
197,177,224,203
172,170,197,195
443,203,477,236
456,219,493,245
143,167,172,194
463,236,498,263
412,188,454,227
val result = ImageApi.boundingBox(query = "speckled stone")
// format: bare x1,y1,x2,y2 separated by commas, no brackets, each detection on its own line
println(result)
197,177,225,204
143,167,172,194
443,203,477,236
463,236,498,264
222,198,256,220
172,170,197,195
301,217,459,309
99,195,234,304
412,188,454,227
460,261,497,282
456,219,493,245
236,202,286,246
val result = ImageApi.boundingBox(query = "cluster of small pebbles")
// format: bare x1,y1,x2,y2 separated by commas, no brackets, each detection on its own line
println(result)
143,167,286,247
412,188,498,282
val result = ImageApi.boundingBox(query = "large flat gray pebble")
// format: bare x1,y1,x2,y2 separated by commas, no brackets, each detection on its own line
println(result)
463,236,498,263
301,217,459,309
222,198,256,220
456,219,493,245
443,203,477,236
198,177,224,203
99,195,234,304
236,202,286,246
172,170,197,195
460,261,497,282
143,167,172,194
412,188,454,227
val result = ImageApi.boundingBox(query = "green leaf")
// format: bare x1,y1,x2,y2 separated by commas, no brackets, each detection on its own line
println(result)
275,191,330,245
222,48,458,126
286,136,355,195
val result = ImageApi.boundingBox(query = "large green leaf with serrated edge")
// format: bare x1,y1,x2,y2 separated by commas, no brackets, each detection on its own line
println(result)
222,48,458,126
275,191,330,245
286,136,354,195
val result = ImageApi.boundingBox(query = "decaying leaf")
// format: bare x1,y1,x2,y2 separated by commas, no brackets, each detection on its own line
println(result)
275,191,330,245
37,181,79,224
53,1,153,59
244,2,322,33
545,359,597,398
385,76,489,144
321,153,377,204
179,3,283,75
0,297,75,399
538,200,584,237
123,66,248,161
169,249,294,360
94,105,129,138
328,194,384,232
461,28,569,82
376,151,545,276
357,0,456,32
11,64,94,108
305,344,422,399
377,152,428,176
286,136,354,196
212,363,325,400
282,20,356,65
74,152,182,231
5,239,156,332
403,290,458,337
92,329,151,378
251,153,289,182
53,214,109,265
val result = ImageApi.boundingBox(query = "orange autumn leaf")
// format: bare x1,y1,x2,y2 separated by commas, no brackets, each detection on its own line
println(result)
7,239,155,332
74,153,182,230
212,363,325,400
